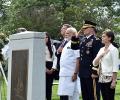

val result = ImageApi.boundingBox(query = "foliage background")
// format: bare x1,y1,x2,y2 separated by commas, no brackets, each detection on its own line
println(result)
0,0,120,39
0,1,120,100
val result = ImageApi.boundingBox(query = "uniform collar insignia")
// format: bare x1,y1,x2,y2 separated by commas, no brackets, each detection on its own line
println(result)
86,39,93,47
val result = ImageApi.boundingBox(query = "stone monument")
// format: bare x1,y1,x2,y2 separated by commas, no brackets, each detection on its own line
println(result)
7,31,45,100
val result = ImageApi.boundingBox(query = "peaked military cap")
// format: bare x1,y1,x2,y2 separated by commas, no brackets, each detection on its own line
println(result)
81,20,97,29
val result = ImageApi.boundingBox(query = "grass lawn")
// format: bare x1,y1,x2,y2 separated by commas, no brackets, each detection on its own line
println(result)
52,71,120,100
0,71,120,100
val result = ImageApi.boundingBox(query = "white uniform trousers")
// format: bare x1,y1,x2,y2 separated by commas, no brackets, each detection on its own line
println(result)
58,76,81,100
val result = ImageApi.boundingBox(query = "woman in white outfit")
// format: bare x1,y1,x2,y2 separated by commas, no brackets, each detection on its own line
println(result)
93,30,119,100
45,32,57,100
58,27,81,100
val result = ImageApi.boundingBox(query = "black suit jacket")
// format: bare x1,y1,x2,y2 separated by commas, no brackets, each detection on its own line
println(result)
79,35,102,77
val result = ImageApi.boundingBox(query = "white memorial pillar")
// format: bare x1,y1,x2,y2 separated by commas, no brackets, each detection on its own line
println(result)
7,31,45,100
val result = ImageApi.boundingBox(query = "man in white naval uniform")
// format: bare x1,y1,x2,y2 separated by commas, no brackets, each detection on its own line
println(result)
58,27,81,100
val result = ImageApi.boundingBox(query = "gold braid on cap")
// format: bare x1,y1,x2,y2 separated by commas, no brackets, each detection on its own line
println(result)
79,24,95,33
82,24,95,29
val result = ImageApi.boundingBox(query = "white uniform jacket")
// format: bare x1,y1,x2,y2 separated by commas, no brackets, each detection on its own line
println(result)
59,40,80,76
58,40,81,96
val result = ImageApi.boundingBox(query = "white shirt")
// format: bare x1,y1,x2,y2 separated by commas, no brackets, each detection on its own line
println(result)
45,45,57,69
2,44,9,60
60,40,80,76
46,46,52,61
93,43,119,76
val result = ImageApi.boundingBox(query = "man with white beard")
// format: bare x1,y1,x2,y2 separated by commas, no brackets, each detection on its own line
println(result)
58,27,81,100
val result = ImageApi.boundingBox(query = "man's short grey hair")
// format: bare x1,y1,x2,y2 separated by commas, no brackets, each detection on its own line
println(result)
66,27,77,34
17,27,27,33
63,24,72,28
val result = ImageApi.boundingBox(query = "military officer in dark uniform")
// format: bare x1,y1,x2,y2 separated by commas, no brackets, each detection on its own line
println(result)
71,20,102,100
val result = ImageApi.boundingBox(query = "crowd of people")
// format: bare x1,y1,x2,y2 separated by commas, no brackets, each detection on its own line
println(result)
45,20,119,100
0,20,119,100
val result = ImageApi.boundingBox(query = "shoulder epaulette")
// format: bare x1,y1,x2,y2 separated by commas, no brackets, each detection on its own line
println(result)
94,36,100,40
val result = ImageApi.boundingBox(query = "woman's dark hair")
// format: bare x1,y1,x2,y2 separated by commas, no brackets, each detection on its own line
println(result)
46,32,53,58
104,31,115,42
104,31,119,48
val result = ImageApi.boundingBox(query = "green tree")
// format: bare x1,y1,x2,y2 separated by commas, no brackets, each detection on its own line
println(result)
0,0,120,38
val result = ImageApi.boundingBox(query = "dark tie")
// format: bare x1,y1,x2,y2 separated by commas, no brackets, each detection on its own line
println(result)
84,37,87,40
60,40,68,47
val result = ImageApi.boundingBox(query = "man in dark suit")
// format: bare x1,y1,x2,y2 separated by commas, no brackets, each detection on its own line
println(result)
56,24,72,70
55,24,72,100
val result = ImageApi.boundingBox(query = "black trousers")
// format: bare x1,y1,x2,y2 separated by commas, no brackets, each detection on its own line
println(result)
100,82,115,100
60,96,69,100
80,77,100,100
46,61,54,100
